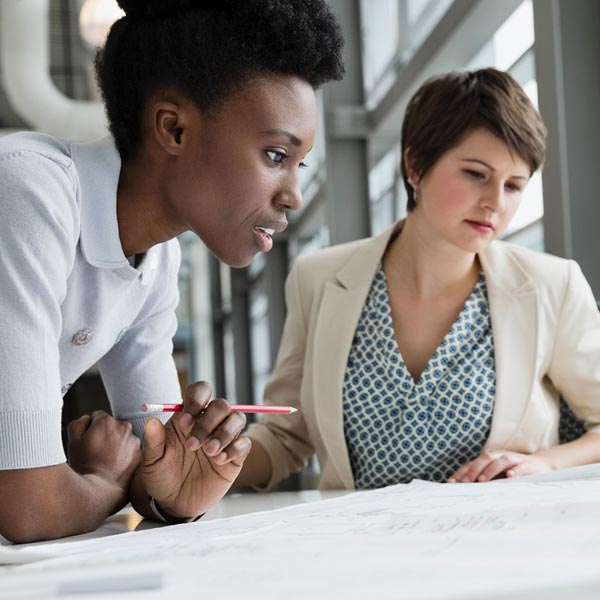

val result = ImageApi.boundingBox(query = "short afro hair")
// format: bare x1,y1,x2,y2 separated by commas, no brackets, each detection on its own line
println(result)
95,0,345,161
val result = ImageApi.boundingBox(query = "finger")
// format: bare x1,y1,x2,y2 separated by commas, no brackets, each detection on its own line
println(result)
450,452,498,483
448,459,479,482
202,411,247,457
185,398,231,451
90,410,110,419
477,455,520,482
506,462,536,478
143,417,166,467
179,381,213,429
67,414,92,441
88,410,112,427
213,436,252,467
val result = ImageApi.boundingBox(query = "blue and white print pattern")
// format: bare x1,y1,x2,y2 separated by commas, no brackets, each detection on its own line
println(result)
343,264,496,489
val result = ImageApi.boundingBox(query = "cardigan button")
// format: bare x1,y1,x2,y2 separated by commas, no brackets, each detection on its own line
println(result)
71,328,94,345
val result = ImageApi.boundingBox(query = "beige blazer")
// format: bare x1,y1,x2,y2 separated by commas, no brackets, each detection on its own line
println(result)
246,224,600,490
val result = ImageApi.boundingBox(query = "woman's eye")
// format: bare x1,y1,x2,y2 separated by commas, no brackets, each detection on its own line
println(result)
266,150,287,164
505,182,523,193
299,161,308,169
465,169,485,180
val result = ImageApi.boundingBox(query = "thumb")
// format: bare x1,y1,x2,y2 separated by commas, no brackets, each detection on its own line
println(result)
143,417,166,467
67,414,91,443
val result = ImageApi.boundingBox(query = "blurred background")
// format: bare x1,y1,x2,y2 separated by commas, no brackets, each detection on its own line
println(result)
1,0,598,488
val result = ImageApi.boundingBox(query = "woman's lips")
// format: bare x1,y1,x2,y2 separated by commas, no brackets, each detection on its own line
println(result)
465,220,494,234
254,226,274,252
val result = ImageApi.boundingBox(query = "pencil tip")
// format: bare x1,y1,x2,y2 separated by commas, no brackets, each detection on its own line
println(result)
290,407,298,413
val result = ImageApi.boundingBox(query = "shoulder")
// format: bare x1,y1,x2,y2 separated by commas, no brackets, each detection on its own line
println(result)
292,236,379,282
483,241,595,318
0,131,73,169
286,230,393,311
0,132,79,240
0,132,77,205
484,240,573,287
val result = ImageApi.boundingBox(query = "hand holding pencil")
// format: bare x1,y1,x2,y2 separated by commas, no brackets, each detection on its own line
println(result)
132,381,255,522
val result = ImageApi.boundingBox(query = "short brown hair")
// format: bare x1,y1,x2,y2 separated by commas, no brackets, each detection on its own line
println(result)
401,68,547,211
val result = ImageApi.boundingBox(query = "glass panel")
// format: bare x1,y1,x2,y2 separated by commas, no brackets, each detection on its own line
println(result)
361,0,453,107
249,290,271,405
223,319,238,405
370,190,396,236
369,145,401,234
298,91,326,207
493,0,534,71
289,226,331,261
468,1,534,72
407,0,430,23
360,0,399,97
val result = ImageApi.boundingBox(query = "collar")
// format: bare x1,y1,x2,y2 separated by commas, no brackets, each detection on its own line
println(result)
335,219,534,297
479,240,535,296
69,136,129,269
335,222,401,290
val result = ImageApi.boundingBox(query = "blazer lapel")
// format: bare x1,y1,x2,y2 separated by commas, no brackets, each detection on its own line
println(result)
312,225,398,489
479,242,539,450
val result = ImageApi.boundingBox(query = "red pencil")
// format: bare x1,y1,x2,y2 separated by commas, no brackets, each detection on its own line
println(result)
141,403,297,415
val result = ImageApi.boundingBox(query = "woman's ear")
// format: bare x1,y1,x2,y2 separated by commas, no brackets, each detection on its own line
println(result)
403,147,419,187
145,89,202,157
152,101,185,156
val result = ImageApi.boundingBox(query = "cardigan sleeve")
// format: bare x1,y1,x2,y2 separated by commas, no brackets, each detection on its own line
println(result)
0,150,78,469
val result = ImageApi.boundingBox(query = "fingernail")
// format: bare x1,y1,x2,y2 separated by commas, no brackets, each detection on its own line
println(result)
204,439,221,455
478,476,487,482
185,437,200,451
448,478,456,483
180,413,193,428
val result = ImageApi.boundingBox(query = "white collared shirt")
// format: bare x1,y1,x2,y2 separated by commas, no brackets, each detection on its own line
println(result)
0,132,181,469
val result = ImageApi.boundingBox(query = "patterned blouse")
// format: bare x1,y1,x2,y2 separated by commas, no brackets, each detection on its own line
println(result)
342,264,496,489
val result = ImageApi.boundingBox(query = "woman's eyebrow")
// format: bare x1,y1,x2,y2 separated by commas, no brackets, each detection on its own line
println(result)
459,158,528,180
260,129,302,146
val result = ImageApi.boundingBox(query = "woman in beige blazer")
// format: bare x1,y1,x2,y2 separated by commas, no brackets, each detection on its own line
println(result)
238,68,600,491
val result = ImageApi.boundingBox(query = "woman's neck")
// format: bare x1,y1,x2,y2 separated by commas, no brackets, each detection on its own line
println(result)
383,216,480,299
116,155,184,258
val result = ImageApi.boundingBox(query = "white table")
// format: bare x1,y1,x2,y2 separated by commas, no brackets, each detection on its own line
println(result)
4,467,600,599
0,489,347,548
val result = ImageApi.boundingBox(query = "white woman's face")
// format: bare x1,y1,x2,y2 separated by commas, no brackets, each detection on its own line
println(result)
409,128,531,254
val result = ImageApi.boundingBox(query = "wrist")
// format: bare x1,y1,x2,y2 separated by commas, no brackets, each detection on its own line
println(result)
81,472,128,514
531,449,559,471
148,496,204,524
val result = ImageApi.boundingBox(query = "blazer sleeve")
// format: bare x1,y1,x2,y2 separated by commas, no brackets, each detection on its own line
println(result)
245,258,316,490
548,260,600,434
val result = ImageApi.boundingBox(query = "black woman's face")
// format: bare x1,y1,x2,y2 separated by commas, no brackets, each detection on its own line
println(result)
170,75,318,267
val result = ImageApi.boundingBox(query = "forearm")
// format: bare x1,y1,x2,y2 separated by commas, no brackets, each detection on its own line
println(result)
234,439,273,488
0,464,128,543
534,431,600,470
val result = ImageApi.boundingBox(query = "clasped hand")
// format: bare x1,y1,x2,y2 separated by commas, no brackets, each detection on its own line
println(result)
448,449,554,483
140,381,252,519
